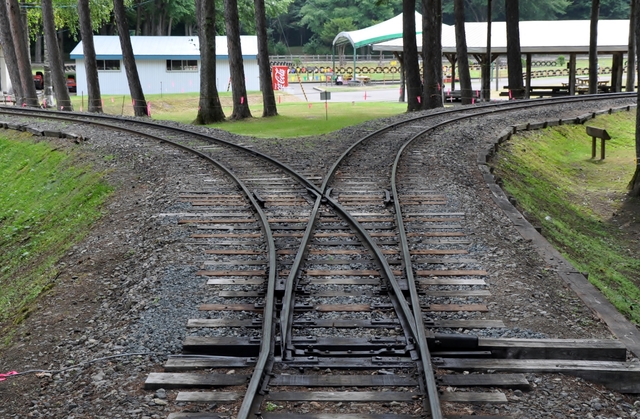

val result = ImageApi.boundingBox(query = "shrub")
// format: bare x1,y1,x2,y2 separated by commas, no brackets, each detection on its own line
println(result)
303,37,331,55
274,41,288,56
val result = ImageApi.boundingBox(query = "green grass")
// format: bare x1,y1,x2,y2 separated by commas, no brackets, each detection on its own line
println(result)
0,133,112,328
494,111,640,324
203,102,406,138
68,92,407,138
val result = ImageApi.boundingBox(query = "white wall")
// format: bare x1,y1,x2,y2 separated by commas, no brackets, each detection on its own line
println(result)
0,47,12,94
75,58,261,96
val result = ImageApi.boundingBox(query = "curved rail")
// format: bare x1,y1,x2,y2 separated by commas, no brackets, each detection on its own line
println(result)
0,105,322,195
319,91,636,419
107,125,279,417
320,92,636,192
278,190,323,358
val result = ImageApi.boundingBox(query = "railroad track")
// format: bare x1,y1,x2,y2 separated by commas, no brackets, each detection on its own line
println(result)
1,92,639,419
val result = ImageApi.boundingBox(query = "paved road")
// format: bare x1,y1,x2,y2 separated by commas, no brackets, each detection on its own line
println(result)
282,79,512,103
280,75,614,103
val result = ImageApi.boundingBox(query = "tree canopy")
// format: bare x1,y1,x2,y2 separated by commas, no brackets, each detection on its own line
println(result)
441,0,629,24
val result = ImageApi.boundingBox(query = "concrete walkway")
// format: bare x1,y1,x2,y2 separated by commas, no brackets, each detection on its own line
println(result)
281,75,621,103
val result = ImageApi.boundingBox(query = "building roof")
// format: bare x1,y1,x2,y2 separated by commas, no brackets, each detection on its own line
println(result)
332,12,422,50
372,20,630,54
70,35,258,60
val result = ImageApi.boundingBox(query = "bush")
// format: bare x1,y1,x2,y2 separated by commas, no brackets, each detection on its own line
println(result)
558,55,566,67
273,41,288,56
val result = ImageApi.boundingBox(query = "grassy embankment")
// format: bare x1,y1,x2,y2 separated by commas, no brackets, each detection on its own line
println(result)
494,111,640,324
0,132,112,339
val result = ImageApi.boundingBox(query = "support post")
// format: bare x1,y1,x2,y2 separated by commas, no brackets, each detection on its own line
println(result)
611,52,623,92
586,126,611,159
332,44,336,84
569,53,577,95
525,53,532,99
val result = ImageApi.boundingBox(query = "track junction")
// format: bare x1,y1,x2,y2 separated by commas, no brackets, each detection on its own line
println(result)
0,92,639,419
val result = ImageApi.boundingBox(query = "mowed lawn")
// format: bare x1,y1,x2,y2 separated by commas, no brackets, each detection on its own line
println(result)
67,91,407,138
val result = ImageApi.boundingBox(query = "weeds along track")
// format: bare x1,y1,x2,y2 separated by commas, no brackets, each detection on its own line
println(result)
0,92,639,419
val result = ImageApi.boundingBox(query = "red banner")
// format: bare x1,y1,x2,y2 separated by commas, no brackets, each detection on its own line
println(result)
272,66,289,90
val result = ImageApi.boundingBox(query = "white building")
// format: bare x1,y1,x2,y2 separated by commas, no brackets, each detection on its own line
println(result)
0,45,12,94
69,36,259,95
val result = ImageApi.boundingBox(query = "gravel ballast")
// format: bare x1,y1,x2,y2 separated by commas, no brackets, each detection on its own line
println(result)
0,98,639,418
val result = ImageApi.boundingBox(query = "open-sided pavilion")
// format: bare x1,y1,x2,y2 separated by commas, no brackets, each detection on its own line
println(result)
332,12,422,78
334,17,632,98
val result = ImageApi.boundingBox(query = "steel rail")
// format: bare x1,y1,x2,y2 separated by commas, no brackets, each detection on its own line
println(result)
0,105,322,196
0,104,423,416
158,136,279,419
323,195,420,341
317,92,636,418
1,92,635,417
387,94,634,419
71,123,281,419
279,190,323,359
0,92,634,197
317,91,635,192
0,105,420,416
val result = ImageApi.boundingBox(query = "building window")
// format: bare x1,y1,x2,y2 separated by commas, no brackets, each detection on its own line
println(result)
96,60,121,71
166,60,198,72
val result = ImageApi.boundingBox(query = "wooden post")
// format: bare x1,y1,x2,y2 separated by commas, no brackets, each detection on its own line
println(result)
569,53,577,95
586,126,611,159
525,53,532,99
611,52,624,92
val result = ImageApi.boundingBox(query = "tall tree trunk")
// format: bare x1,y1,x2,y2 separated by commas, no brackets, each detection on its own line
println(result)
627,0,636,92
403,2,421,111
35,34,42,63
135,0,142,35
194,0,225,124
42,0,73,111
143,18,150,35
42,36,56,108
631,0,640,196
113,0,148,117
254,0,277,117
57,29,64,62
21,2,30,64
505,0,524,99
155,3,165,36
422,0,443,109
167,16,173,36
79,0,103,113
395,52,406,102
7,0,38,107
0,0,24,101
482,0,492,101
454,0,472,105
589,0,600,94
224,0,252,120
157,8,166,36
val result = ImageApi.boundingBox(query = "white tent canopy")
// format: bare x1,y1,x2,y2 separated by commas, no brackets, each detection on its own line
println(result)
332,12,422,50
372,20,630,54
